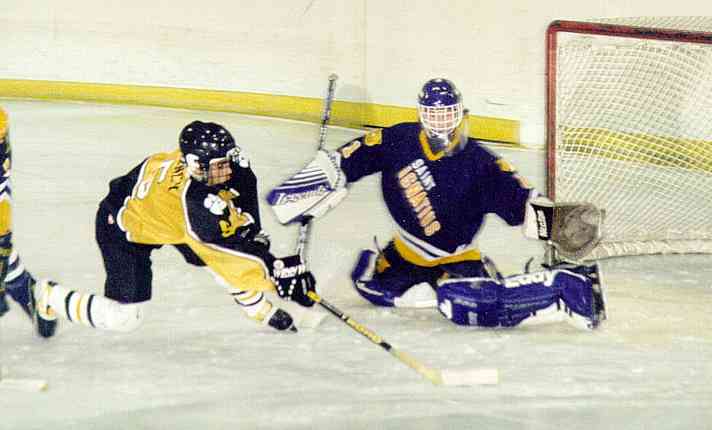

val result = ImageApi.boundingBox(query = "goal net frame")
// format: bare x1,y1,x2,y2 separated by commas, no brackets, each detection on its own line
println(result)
546,19,712,259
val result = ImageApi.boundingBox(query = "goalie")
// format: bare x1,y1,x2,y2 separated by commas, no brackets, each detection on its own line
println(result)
268,78,606,330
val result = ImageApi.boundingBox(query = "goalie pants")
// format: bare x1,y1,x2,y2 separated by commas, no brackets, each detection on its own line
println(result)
96,203,205,304
375,241,488,293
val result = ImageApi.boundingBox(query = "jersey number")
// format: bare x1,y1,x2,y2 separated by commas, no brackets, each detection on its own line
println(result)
135,160,173,200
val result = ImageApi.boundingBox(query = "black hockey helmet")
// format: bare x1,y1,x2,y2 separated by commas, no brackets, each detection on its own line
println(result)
179,121,240,184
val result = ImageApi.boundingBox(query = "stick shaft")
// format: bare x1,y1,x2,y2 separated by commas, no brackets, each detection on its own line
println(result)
306,291,443,385
317,74,338,151
296,74,337,259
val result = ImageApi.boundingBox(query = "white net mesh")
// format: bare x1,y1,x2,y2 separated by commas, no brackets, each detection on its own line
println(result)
551,17,712,259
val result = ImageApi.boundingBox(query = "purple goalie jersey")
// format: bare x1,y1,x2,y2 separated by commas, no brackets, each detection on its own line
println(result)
337,122,533,260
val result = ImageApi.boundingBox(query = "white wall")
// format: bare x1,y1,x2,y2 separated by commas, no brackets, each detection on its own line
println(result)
2,0,712,145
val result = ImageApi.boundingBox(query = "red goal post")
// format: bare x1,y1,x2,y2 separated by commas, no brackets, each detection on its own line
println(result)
546,18,712,259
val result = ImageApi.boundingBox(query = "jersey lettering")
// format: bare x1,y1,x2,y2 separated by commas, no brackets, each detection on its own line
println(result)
397,160,441,237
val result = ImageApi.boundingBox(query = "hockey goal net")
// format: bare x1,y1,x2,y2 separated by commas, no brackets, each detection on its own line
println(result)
547,17,712,259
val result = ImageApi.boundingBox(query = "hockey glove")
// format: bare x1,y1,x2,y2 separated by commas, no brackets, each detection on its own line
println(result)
527,198,604,261
270,255,316,307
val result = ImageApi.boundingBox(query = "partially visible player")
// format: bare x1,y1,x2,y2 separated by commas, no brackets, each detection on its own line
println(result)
31,121,316,334
0,107,56,337
268,78,606,330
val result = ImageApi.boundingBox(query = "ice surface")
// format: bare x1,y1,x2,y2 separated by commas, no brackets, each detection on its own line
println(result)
1,100,710,429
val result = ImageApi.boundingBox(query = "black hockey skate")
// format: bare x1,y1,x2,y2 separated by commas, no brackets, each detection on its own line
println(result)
27,279,58,338
0,289,9,317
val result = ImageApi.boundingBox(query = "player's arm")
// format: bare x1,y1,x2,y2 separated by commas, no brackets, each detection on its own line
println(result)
336,128,388,182
185,189,316,307
477,152,603,260
266,128,387,224
476,152,534,227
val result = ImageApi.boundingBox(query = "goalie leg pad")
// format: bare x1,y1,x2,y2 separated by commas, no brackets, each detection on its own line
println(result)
350,249,437,308
436,265,604,329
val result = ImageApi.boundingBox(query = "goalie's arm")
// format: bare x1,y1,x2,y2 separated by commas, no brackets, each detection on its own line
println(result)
523,196,605,260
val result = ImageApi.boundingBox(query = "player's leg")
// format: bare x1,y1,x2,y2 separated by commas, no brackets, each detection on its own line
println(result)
351,240,491,308
436,263,606,330
351,241,447,308
31,205,156,332
0,233,57,337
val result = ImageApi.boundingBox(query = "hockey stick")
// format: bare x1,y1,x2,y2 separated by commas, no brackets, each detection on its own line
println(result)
306,289,446,385
295,73,338,255
297,216,443,384
0,366,48,392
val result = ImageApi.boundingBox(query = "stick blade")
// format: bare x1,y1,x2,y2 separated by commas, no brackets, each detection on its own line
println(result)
439,368,499,386
0,378,49,392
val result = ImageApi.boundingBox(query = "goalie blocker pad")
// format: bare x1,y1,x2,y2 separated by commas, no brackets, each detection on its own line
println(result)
524,196,605,261
266,150,348,224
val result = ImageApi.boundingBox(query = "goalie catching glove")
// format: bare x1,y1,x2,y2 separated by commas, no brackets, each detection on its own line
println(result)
525,197,605,261
270,255,316,307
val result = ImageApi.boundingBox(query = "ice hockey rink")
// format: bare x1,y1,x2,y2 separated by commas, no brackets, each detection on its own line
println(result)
1,99,711,429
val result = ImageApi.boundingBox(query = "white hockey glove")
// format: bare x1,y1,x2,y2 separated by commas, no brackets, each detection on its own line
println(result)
270,255,316,307
525,197,605,261
266,150,348,224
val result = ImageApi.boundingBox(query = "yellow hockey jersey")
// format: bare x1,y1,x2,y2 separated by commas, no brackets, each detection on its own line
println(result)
104,149,275,293
0,108,12,236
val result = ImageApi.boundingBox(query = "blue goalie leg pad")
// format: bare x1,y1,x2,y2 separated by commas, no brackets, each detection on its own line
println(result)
437,265,604,329
436,277,501,327
350,249,428,307
351,250,394,307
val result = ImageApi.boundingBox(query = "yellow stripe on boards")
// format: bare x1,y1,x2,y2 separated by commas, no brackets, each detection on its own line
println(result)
0,79,520,145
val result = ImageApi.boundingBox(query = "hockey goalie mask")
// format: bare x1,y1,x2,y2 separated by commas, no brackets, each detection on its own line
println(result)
417,78,467,156
179,121,241,186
